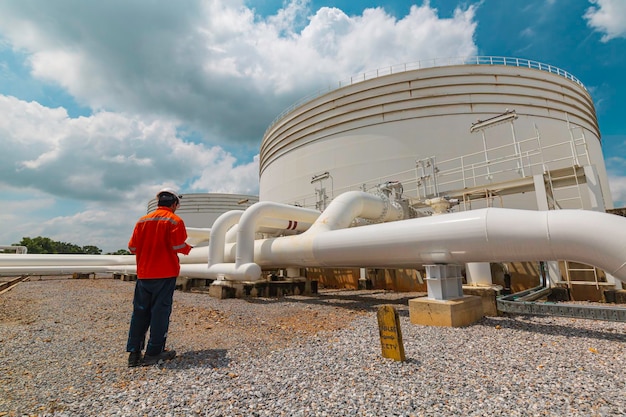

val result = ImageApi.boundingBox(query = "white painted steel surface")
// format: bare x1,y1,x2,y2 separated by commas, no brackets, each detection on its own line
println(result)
186,227,211,246
0,254,137,275
147,193,258,229
466,262,493,285
1,58,621,290
207,210,244,268
206,207,626,284
259,59,611,211
2,201,626,285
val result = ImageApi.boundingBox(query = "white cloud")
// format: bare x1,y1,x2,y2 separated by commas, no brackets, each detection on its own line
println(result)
0,0,479,250
606,152,626,207
0,95,256,201
0,193,56,242
191,154,260,195
39,208,139,253
0,94,261,251
585,0,626,42
0,0,478,144
609,174,626,207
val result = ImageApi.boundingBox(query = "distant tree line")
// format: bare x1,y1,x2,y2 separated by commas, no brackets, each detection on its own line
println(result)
3,236,130,255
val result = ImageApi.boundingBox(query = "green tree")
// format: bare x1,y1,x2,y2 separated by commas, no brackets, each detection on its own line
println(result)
107,249,131,255
56,241,83,254
82,245,102,255
16,236,103,255
18,236,55,254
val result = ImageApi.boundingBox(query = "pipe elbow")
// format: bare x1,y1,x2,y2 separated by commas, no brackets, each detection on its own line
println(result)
207,262,262,281
235,262,263,281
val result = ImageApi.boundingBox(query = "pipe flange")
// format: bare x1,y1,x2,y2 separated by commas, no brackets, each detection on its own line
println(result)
389,200,404,221
373,193,390,223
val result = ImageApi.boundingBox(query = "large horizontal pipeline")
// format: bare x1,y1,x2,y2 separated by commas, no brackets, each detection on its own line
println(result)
0,264,137,276
0,254,134,268
211,208,626,282
1,208,626,285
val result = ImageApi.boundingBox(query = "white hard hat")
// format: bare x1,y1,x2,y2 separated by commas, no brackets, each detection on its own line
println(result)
156,187,182,200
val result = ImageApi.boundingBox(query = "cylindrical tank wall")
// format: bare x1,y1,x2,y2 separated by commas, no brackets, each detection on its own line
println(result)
147,193,259,229
259,63,612,210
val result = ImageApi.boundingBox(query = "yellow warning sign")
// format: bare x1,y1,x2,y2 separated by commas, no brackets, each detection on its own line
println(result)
377,305,406,361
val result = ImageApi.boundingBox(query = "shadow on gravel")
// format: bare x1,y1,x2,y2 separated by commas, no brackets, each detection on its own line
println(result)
479,316,626,342
168,348,230,370
245,290,426,318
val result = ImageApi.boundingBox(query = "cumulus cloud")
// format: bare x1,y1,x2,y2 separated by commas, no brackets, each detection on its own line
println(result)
606,152,626,207
0,0,478,144
0,94,260,250
0,193,57,241
609,178,626,207
0,0,479,250
585,0,626,41
0,95,254,201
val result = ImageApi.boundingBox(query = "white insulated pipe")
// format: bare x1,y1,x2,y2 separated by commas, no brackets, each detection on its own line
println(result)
200,207,626,283
306,191,404,233
0,254,134,266
0,265,137,275
207,210,244,267
0,254,137,275
4,203,626,287
235,202,321,266
303,208,624,271
206,203,320,280
206,191,405,280
185,227,212,246
209,206,320,267
224,218,314,243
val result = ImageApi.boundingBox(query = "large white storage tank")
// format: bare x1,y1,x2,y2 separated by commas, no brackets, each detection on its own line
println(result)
260,57,612,212
147,193,258,228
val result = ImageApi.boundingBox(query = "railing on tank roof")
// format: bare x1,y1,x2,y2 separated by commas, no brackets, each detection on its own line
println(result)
265,56,586,134
287,133,591,212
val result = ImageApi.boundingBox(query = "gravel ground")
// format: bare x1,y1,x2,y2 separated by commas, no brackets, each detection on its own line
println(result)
1,276,625,417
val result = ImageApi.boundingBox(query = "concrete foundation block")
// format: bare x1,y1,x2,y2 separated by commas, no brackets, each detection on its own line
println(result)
208,282,237,299
462,285,502,316
121,274,137,282
204,278,318,299
358,279,373,290
72,272,94,279
604,289,626,304
175,277,189,291
409,295,484,327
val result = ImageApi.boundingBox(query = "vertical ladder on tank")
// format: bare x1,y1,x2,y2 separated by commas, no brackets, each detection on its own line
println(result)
543,166,585,210
543,120,605,298
566,113,592,167
543,167,593,294
545,166,603,296
563,262,601,290
544,115,591,210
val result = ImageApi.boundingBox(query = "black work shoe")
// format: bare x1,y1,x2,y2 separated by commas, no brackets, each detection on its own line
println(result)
143,349,176,366
128,351,143,368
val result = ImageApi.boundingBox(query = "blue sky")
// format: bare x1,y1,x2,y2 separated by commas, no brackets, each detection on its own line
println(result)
0,0,624,252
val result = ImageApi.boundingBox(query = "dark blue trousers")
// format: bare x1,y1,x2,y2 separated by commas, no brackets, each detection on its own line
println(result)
126,277,177,356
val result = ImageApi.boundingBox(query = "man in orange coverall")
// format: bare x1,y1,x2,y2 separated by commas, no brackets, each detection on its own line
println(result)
126,188,192,367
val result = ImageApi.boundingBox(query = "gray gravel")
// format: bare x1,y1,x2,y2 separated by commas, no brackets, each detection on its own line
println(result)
1,276,625,416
